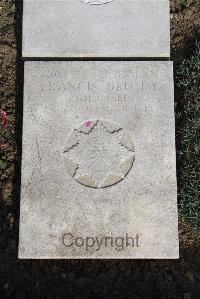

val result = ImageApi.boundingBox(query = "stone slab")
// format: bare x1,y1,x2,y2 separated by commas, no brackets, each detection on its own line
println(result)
19,61,179,259
22,0,170,58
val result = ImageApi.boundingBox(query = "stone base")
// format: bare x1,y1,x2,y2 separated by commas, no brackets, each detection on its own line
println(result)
22,0,170,58
19,61,179,259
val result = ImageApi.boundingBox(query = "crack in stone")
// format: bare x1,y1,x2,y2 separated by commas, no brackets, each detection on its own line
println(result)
63,141,79,153
36,138,41,163
119,142,135,154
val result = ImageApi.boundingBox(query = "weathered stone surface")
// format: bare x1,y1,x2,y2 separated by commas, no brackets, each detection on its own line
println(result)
19,61,179,259
22,0,170,58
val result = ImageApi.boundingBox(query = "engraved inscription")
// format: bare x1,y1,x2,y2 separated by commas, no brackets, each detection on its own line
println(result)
64,119,135,188
81,0,113,5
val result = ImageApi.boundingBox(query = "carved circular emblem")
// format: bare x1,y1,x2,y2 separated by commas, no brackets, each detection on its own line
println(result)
81,0,113,5
64,119,135,188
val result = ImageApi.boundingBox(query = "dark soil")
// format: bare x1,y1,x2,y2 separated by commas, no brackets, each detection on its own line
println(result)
0,1,200,298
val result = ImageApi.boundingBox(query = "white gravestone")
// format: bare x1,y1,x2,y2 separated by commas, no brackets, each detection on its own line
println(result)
22,0,170,58
19,61,179,259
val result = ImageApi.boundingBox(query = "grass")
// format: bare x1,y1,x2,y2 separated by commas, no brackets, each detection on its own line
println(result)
176,40,200,233
179,0,200,6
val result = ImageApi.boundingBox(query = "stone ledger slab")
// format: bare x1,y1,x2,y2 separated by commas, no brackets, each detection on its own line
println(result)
22,0,170,58
19,61,179,259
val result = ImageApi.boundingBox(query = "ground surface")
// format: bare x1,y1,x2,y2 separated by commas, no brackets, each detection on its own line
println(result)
0,0,200,298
